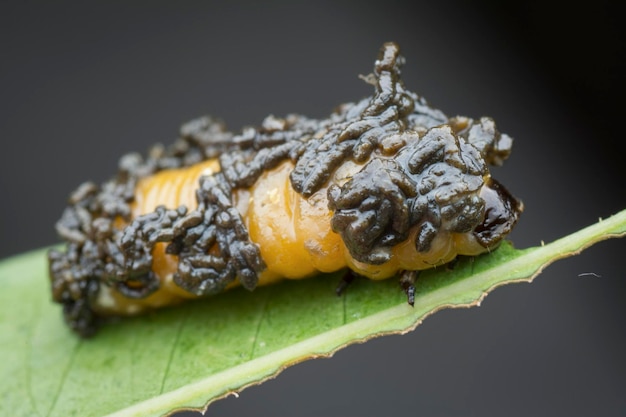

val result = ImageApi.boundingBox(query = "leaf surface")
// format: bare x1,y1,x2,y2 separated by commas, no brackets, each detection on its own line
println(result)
1,209,625,417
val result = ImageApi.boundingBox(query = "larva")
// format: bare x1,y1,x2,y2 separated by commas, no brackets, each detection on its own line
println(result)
49,42,523,336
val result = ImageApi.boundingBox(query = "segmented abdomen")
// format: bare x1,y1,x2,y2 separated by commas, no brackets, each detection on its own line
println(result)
103,150,494,316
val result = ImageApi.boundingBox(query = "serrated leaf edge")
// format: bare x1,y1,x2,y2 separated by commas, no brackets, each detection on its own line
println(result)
100,210,626,417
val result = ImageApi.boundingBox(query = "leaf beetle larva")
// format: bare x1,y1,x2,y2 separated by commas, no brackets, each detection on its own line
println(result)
49,42,523,336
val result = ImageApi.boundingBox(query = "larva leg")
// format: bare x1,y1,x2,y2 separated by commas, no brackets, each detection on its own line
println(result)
399,270,419,306
335,270,357,296
445,257,460,271
168,173,266,296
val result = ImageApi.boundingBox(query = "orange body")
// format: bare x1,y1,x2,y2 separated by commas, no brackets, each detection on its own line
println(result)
95,157,489,315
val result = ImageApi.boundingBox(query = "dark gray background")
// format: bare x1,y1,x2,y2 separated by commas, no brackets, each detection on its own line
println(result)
1,1,624,416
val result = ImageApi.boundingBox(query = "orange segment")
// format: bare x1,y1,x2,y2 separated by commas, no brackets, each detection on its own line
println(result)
247,161,317,279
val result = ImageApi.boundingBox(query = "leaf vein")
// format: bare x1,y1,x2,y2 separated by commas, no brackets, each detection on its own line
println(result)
342,288,348,326
159,310,189,395
249,288,272,360
46,340,82,417
26,302,42,417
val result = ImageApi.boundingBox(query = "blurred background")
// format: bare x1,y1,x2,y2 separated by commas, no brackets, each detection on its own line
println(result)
1,1,624,416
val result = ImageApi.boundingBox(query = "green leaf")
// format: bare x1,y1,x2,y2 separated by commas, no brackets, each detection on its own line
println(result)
1,209,625,417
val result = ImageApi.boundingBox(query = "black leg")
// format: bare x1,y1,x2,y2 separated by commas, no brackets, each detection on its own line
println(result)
446,257,458,271
335,270,357,296
399,270,420,306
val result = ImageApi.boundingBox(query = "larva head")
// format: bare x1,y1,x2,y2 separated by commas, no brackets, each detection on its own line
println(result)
473,177,524,248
